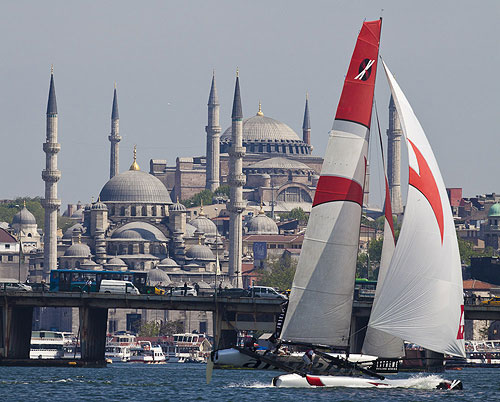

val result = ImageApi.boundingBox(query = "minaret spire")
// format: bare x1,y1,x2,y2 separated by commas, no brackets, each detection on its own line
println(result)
228,70,245,287
302,92,311,146
387,95,403,215
42,66,61,279
109,83,121,178
205,70,221,191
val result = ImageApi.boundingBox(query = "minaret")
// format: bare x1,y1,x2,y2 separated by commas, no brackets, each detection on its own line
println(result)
302,93,311,146
42,66,61,275
109,83,121,179
387,95,403,215
227,70,245,287
205,71,221,191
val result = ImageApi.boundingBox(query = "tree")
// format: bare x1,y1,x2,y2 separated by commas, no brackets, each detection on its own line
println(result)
159,320,185,336
279,207,308,224
258,254,297,291
457,237,495,265
138,321,161,337
138,320,185,337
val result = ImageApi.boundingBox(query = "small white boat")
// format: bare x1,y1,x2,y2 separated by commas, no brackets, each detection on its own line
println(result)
129,341,166,363
105,345,131,362
30,331,74,359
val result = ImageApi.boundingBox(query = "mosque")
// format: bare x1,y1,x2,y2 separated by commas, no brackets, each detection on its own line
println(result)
20,69,327,334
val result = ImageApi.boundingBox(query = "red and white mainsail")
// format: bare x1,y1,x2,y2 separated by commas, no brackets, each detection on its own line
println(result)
367,62,466,358
280,19,382,347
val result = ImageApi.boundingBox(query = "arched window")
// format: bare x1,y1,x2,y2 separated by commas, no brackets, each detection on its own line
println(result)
111,207,115,216
131,206,136,217
139,244,144,254
128,244,133,254
152,206,156,217
120,207,125,216
142,206,147,216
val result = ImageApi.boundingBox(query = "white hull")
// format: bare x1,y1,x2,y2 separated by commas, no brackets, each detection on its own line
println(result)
273,373,462,390
214,348,377,371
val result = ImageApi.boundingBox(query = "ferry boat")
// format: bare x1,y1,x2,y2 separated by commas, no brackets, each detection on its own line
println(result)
30,331,74,359
129,341,166,363
465,340,500,366
169,333,211,363
105,345,131,362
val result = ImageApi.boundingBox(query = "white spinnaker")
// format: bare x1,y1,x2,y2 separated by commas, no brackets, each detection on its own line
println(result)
280,123,368,347
362,198,405,357
368,62,465,358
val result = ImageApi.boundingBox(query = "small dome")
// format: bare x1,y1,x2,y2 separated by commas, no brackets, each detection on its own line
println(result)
91,200,108,210
186,244,215,261
114,229,144,240
185,223,197,237
111,222,168,241
106,257,127,266
99,170,172,204
63,223,86,239
0,222,9,229
12,207,36,226
188,210,217,236
169,201,186,212
71,208,85,219
247,209,278,235
64,243,91,257
159,257,178,266
488,203,500,217
248,157,311,171
147,268,171,285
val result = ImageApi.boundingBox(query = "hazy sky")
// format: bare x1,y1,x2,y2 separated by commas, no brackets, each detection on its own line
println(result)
1,1,499,209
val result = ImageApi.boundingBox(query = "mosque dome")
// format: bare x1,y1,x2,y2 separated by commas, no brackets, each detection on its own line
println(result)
159,257,178,266
99,170,172,204
71,208,85,220
147,268,171,285
12,207,36,226
91,200,108,210
186,244,215,261
247,209,279,235
220,105,311,156
64,243,91,257
245,157,313,174
185,223,197,237
169,200,186,212
488,203,500,217
188,207,217,236
106,257,126,266
63,223,86,239
111,222,168,242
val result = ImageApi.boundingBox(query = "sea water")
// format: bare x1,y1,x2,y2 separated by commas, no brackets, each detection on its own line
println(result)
0,364,497,401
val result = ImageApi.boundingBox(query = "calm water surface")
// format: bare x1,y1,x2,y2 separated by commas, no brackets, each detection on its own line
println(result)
0,364,498,401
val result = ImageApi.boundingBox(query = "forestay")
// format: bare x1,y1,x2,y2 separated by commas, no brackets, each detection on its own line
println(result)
367,62,466,358
280,19,382,348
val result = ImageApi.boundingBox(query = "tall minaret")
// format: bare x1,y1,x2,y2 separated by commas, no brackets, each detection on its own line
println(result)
227,70,245,287
302,93,311,146
109,83,121,179
205,71,221,191
42,66,61,274
387,95,403,215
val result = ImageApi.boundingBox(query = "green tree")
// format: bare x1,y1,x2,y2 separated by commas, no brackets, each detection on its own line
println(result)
279,207,309,224
258,254,297,291
368,236,383,265
138,321,161,337
457,237,495,265
159,320,185,336
214,185,230,198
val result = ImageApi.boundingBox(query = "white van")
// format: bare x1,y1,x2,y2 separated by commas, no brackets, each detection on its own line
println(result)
99,280,140,295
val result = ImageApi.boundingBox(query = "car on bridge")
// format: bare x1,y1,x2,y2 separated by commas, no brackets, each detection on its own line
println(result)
481,296,500,306
218,288,251,298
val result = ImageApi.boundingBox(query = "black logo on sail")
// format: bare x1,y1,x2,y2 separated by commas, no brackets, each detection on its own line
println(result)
355,59,375,81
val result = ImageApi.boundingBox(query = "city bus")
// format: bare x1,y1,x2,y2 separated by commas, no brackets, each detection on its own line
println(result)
49,269,148,293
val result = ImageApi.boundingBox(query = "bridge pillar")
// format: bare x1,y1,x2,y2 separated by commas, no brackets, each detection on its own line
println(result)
4,306,33,359
213,308,237,349
79,306,108,362
349,315,368,354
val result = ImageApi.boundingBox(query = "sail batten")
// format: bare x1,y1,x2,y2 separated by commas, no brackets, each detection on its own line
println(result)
280,19,382,348
367,62,466,358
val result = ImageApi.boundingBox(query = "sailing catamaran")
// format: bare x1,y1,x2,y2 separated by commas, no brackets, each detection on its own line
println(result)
272,23,465,388
210,18,465,390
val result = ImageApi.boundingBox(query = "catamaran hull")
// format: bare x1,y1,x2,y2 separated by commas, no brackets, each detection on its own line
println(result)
213,348,378,372
272,374,463,390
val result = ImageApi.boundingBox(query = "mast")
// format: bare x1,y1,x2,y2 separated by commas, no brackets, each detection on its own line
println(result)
280,19,382,349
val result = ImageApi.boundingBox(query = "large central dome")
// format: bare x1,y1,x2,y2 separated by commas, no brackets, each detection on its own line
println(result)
220,109,311,155
100,170,172,204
